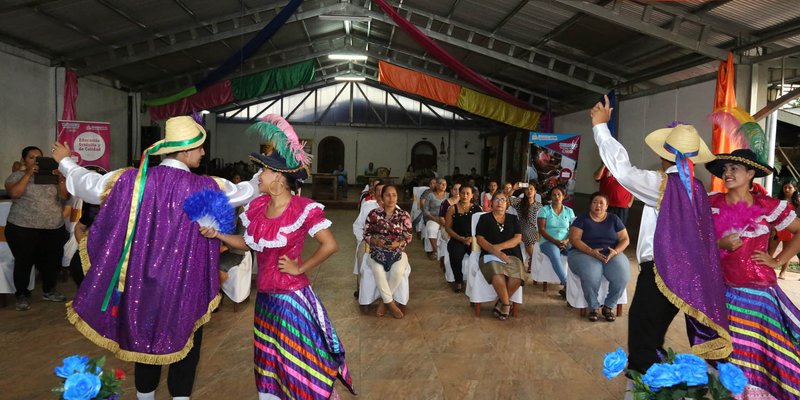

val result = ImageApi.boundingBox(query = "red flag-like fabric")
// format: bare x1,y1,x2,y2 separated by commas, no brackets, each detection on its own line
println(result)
711,53,737,192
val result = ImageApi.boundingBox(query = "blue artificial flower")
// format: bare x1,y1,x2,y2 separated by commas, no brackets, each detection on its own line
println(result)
54,355,90,378
63,372,101,400
673,354,708,386
642,363,682,390
183,189,235,234
718,362,747,395
602,347,628,379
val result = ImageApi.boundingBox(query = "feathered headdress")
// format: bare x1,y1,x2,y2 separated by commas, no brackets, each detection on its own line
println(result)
708,106,768,164
246,114,311,173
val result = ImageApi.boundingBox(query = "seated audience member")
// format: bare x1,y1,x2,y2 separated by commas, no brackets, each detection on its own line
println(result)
363,185,412,319
422,178,448,259
333,164,348,197
481,180,499,212
364,162,376,176
353,182,385,297
439,182,461,226
476,192,526,321
567,192,630,322
508,182,542,263
445,185,482,293
537,186,575,298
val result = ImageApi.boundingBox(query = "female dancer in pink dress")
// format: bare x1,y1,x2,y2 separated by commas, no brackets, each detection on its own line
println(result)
706,149,800,399
201,115,355,400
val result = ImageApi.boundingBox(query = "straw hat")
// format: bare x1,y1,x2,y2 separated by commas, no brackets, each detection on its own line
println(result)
644,124,715,164
705,149,774,178
151,116,207,155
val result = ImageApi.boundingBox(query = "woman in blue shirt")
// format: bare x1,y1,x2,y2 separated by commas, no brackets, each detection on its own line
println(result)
536,186,575,297
567,192,630,322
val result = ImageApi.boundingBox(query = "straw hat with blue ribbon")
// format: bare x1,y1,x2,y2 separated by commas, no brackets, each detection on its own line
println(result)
645,123,715,202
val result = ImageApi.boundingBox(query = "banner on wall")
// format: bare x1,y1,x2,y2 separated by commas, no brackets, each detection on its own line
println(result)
57,120,110,170
527,132,581,206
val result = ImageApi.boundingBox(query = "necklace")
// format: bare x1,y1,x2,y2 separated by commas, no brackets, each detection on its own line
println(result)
497,221,505,232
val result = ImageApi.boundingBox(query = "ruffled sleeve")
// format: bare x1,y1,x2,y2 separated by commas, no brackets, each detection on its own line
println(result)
760,196,796,231
302,201,332,237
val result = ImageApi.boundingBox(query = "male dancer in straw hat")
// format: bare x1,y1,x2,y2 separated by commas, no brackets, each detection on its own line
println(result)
590,97,732,384
52,116,259,400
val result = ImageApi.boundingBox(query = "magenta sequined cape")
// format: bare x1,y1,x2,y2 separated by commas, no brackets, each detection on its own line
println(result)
653,174,732,360
67,166,222,365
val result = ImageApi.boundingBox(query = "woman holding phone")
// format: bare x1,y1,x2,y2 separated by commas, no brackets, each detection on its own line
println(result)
4,146,70,311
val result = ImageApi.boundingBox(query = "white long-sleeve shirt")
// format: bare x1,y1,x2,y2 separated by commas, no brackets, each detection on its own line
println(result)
58,157,260,207
593,123,678,264
353,199,379,243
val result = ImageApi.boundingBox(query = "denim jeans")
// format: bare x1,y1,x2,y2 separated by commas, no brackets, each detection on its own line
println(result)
567,250,630,309
540,240,568,285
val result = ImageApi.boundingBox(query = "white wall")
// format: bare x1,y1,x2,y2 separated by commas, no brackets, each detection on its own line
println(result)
0,49,130,175
213,122,482,183
555,79,717,195
0,50,56,174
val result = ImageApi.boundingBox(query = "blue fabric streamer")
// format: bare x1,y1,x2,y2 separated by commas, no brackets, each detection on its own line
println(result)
664,143,698,203
195,0,304,91
183,189,236,234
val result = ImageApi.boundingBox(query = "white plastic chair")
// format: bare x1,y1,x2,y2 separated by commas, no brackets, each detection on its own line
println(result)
566,267,627,316
530,241,564,291
463,212,523,317
438,230,454,282
0,202,35,297
358,249,411,306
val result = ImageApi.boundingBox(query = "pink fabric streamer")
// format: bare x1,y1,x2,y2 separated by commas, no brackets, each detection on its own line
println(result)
62,69,78,120
372,0,536,111
149,81,234,121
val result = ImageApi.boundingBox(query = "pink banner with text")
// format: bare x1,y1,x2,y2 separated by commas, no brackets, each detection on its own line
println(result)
58,120,110,170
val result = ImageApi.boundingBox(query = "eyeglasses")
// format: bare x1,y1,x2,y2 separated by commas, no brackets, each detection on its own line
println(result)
492,198,507,203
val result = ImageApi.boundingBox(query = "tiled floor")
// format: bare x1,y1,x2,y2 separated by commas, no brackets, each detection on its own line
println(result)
1,208,799,399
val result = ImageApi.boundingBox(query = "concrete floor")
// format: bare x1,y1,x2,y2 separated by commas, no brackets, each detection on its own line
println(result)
1,207,799,399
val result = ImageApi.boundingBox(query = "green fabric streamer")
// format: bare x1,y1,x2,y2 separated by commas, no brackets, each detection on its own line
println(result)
143,87,198,106
231,60,315,101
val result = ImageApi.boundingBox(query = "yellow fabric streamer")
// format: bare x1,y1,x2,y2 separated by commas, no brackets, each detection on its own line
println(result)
457,88,540,130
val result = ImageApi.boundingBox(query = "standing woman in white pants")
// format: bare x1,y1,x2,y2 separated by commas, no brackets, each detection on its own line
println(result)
363,184,413,318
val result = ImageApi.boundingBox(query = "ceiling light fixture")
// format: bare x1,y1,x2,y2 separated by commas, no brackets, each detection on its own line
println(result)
328,53,368,61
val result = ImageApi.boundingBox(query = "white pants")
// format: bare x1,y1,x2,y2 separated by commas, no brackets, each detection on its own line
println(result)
367,252,409,303
424,220,440,239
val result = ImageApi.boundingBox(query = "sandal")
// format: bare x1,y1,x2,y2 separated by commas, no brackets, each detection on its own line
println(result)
492,300,502,317
497,304,511,321
601,306,616,322
587,310,599,322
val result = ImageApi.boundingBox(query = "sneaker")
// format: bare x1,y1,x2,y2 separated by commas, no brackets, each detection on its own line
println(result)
42,291,66,302
15,296,30,311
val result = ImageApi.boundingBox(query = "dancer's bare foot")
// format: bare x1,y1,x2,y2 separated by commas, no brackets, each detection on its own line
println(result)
387,301,404,319
376,302,386,317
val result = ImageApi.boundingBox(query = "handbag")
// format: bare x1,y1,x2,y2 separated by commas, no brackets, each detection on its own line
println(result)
220,250,252,303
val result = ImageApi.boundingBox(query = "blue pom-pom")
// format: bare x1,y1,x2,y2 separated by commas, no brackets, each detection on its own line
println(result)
183,189,235,234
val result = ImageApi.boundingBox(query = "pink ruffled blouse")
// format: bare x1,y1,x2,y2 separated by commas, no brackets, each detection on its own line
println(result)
710,193,796,288
241,195,332,293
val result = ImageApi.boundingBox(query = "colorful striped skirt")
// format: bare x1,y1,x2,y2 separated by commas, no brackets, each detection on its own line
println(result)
254,288,355,399
726,286,800,400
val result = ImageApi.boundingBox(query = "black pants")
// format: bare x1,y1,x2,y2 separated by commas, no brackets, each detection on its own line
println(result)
608,206,630,225
627,261,679,374
135,328,204,396
69,251,84,287
447,239,470,284
5,223,67,297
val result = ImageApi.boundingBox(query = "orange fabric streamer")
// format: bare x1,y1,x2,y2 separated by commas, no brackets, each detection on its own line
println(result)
711,53,737,192
378,61,460,106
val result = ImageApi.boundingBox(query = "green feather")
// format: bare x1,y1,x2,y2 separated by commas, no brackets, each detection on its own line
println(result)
738,122,768,165
245,122,300,169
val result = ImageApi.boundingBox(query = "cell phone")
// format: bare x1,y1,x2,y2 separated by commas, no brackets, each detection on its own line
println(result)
519,182,529,188
34,156,59,185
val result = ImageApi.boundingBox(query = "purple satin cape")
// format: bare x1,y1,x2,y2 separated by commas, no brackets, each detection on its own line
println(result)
67,166,222,365
653,174,732,360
